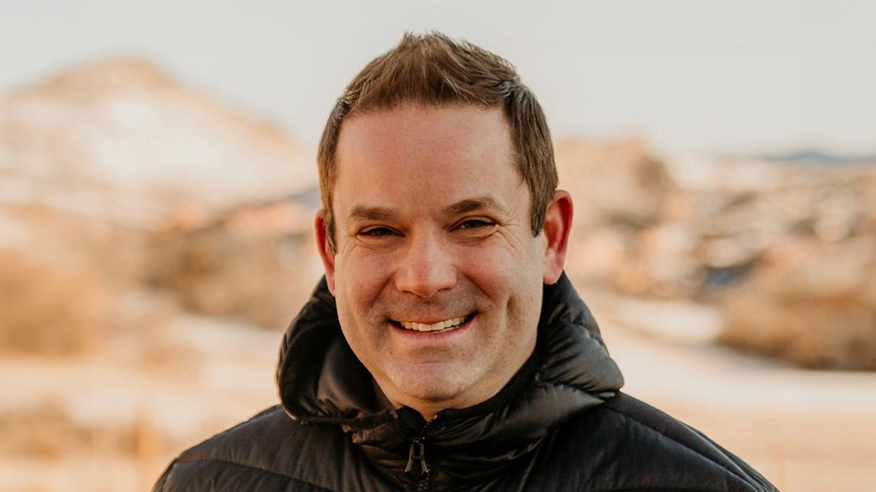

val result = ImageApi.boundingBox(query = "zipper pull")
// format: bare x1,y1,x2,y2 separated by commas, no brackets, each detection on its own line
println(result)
404,437,429,480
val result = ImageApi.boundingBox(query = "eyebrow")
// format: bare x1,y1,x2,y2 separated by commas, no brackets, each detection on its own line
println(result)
346,195,507,223
348,205,400,223
444,196,507,216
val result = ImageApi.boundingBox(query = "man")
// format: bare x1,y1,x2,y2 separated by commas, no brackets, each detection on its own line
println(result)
154,33,777,491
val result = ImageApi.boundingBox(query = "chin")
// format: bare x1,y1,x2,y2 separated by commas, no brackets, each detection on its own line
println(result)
389,370,477,407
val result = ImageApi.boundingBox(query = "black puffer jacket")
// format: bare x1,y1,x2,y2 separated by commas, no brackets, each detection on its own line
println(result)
154,274,777,491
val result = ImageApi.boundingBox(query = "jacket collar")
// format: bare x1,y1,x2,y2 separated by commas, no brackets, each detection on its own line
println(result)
276,272,624,487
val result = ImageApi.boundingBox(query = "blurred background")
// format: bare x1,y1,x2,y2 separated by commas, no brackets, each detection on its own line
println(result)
1,1,875,491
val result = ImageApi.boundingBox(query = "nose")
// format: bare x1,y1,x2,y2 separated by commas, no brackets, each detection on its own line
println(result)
394,230,457,299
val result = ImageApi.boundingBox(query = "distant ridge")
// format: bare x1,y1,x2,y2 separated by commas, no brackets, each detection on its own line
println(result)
736,148,876,166
18,57,172,99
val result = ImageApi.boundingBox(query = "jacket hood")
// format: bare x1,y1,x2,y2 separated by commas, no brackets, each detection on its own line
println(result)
276,272,624,487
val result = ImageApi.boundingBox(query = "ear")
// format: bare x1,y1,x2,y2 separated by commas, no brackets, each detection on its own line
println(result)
542,190,573,285
314,209,337,295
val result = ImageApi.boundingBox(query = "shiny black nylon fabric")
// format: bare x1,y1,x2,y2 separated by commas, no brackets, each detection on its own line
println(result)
153,395,778,491
154,273,778,492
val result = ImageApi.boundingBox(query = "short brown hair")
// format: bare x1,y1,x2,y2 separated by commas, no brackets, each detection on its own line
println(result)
317,32,557,251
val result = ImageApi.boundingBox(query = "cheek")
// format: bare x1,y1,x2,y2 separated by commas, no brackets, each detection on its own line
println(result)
336,250,395,311
459,235,542,282
456,244,525,297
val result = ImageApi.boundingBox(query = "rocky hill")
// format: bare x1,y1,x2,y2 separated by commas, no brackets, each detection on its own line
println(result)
0,57,313,229
556,139,876,369
0,58,318,355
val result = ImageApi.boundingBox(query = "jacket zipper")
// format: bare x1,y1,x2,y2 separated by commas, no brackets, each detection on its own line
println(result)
405,437,430,491
405,414,439,492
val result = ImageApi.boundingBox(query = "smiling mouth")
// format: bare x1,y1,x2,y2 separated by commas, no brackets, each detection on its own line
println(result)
389,313,476,333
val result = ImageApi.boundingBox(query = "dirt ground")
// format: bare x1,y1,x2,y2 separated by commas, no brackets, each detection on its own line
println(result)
1,295,874,492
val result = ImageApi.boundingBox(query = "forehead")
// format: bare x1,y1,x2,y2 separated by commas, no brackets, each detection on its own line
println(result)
333,104,523,213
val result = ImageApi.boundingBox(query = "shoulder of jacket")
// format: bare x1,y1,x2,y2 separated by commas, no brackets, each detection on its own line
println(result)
556,392,778,492
174,405,293,461
151,405,344,492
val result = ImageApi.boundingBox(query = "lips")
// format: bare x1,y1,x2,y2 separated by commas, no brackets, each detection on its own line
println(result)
390,312,476,333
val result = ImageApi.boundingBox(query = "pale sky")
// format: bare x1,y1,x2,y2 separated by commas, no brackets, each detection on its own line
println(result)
2,0,874,155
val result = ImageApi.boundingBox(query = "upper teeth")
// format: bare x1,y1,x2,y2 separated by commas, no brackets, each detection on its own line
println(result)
400,317,466,332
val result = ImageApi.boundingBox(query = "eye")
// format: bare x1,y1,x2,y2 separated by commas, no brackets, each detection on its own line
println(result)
359,227,399,238
456,219,496,230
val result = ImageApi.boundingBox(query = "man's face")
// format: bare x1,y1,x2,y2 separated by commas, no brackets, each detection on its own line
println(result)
318,104,551,416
